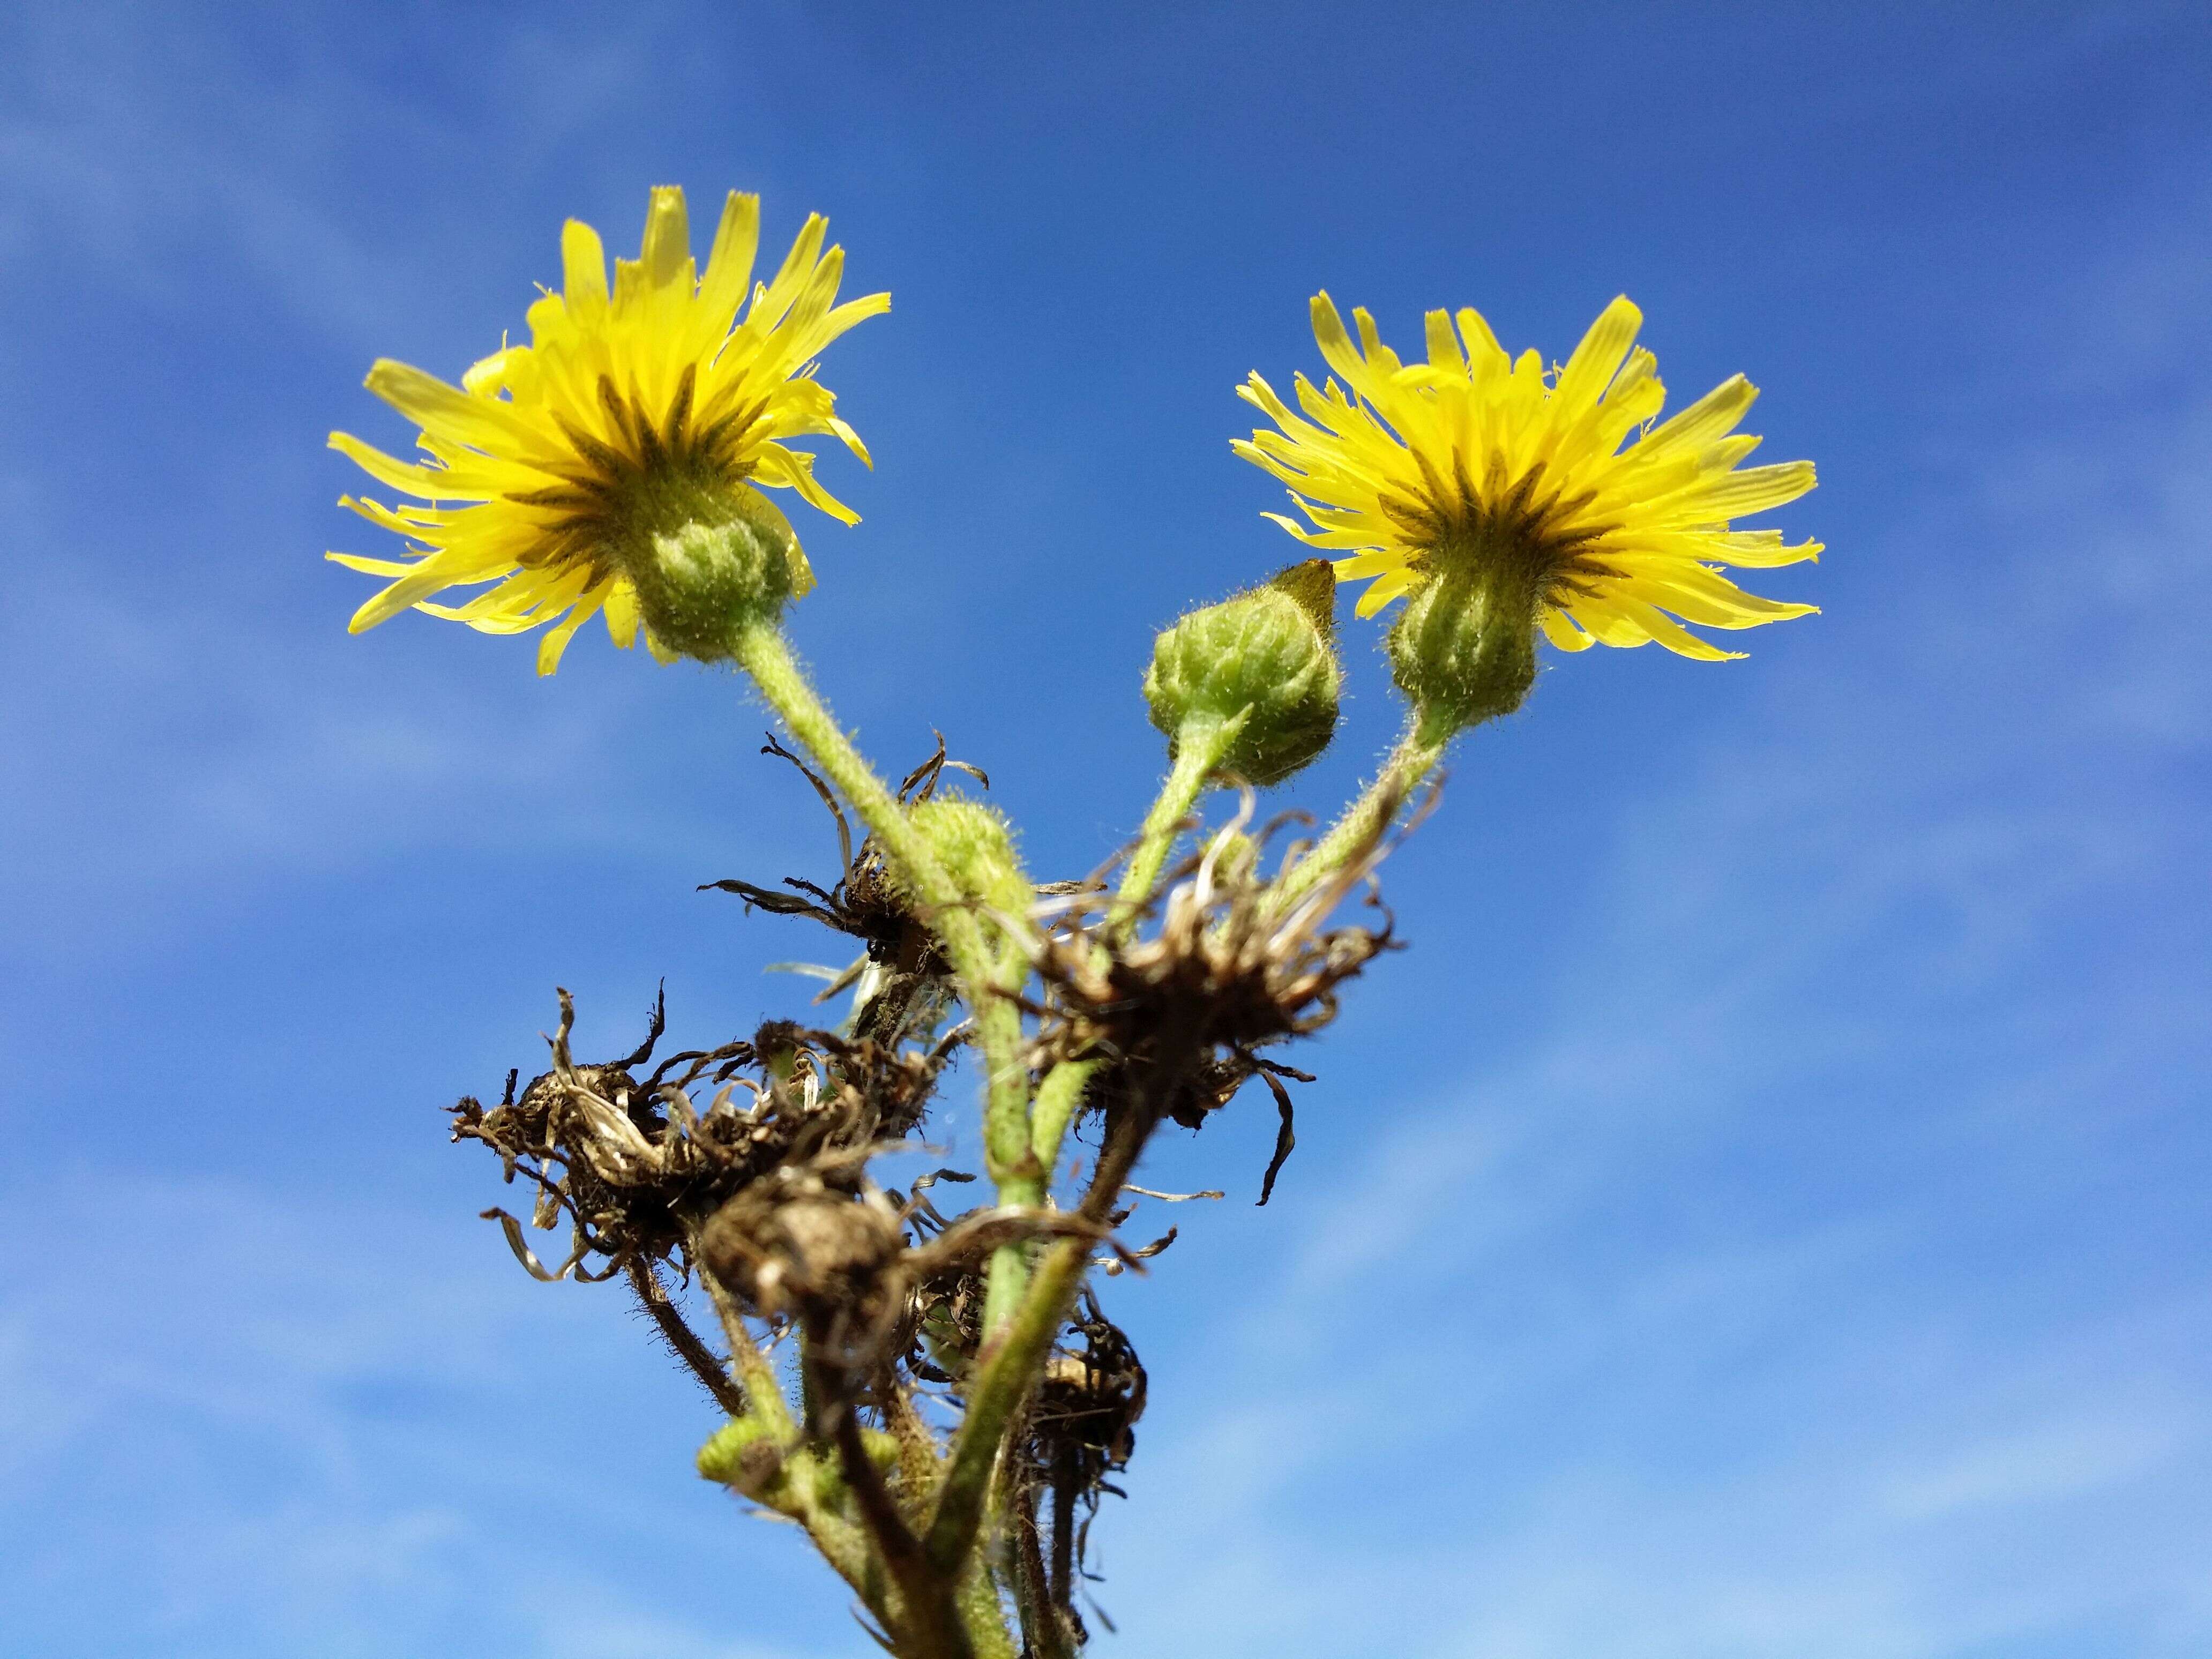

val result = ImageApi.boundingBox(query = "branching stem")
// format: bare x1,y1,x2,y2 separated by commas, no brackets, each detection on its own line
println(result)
731,619,1039,1339
925,1229,1087,1579
926,1086,1165,1583
824,1382,975,1659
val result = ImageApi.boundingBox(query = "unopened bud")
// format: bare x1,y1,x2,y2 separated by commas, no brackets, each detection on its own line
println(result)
1143,560,1341,786
622,483,801,661
697,1415,788,1500
1385,567,1539,733
908,797,1033,921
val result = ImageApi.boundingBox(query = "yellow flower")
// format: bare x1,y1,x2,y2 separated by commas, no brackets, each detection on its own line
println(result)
328,187,888,674
1235,295,1820,661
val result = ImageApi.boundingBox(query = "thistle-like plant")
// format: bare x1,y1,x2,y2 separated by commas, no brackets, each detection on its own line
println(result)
331,186,1819,1659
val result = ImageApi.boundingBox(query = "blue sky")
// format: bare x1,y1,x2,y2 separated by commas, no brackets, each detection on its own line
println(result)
2,3,2208,1655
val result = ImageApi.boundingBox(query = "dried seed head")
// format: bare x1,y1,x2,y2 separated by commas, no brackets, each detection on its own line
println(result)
452,990,940,1287
701,1186,907,1329
1037,805,1393,1066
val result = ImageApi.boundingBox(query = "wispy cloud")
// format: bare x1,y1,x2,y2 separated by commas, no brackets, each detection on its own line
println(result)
0,2,669,343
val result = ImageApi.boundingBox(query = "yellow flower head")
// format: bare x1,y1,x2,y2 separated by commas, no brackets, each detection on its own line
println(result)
328,187,888,674
1235,295,1820,661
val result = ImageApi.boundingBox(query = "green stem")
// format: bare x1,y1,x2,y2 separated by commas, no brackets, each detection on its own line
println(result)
959,1558,1022,1659
826,1387,974,1659
625,1258,748,1417
732,619,1041,1336
1012,1483,1072,1659
926,1234,1089,1579
982,722,1234,1336
984,715,1239,1328
938,725,1265,1557
977,988,1044,1340
731,619,959,913
1112,714,1240,924
699,1273,901,1626
803,1503,894,1630
992,714,1244,1292
1269,706,1454,914
979,1240,1030,1342
983,722,1246,1347
701,1269,794,1437
927,1071,1168,1578
1028,1058,1096,1184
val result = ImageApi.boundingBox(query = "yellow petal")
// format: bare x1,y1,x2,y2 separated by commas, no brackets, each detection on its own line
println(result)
603,580,641,648
535,585,607,675
1538,607,1595,651
365,361,537,455
639,185,691,289
561,219,609,322
696,191,761,332
1552,295,1642,415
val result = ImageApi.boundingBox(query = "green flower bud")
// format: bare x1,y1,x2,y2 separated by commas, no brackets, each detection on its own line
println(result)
1144,559,1342,786
621,483,801,662
908,797,1033,922
697,1414,788,1499
1386,565,1540,734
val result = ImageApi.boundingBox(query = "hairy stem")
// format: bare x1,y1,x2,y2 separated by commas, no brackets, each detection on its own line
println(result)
1028,1058,1096,1186
1049,1444,1078,1618
728,620,1002,1012
975,990,1037,1185
988,718,1241,1344
700,1268,794,1437
731,620,955,910
925,1234,1088,1579
883,1382,945,1514
827,1390,975,1659
984,719,1244,1335
699,1278,894,1626
1112,714,1240,926
731,619,1040,1339
626,1258,748,1417
1015,1475,1075,1659
1268,706,1454,914
959,1557,1022,1659
926,1098,1156,1582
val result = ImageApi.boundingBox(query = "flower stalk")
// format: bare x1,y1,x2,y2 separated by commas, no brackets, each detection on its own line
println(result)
729,618,1042,1339
1114,713,1243,922
1269,706,1452,914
